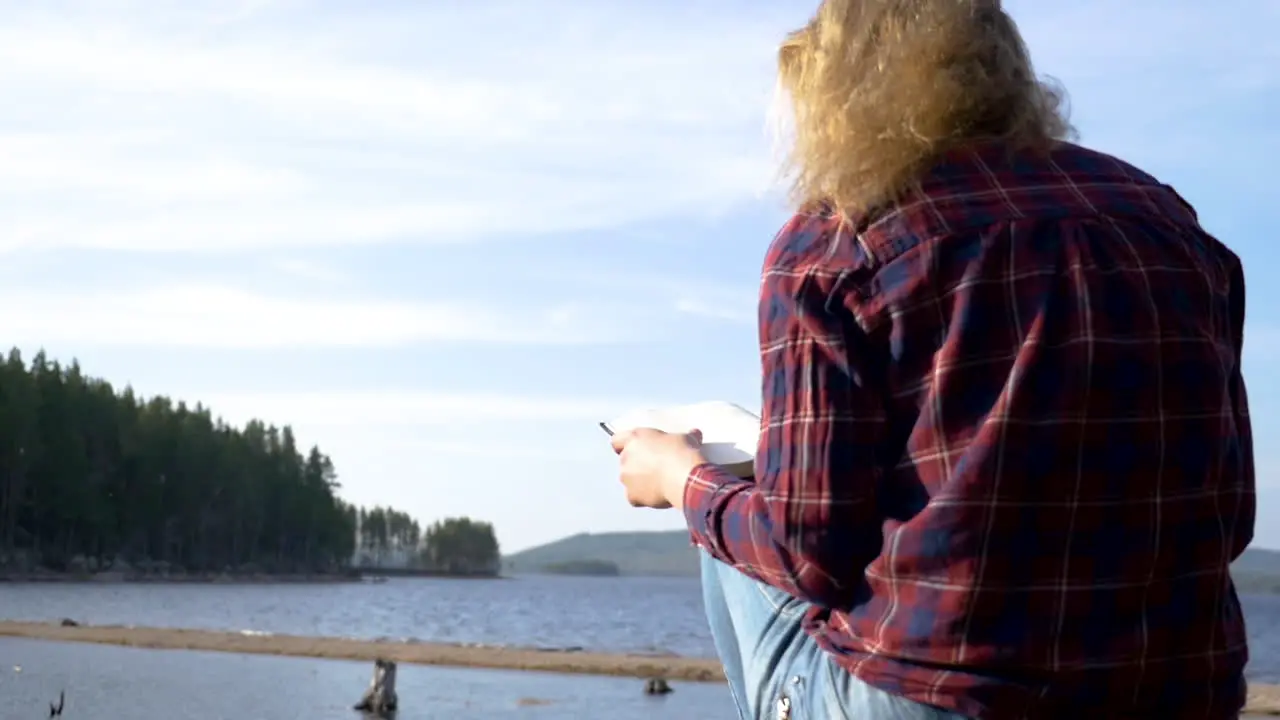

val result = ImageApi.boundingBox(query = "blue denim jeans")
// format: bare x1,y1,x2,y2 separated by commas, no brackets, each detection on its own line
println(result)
700,550,969,720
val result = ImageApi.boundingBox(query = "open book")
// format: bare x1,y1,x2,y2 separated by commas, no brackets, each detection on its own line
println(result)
602,401,759,478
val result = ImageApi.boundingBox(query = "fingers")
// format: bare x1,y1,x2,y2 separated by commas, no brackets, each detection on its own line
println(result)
612,427,700,455
625,490,671,509
609,428,635,454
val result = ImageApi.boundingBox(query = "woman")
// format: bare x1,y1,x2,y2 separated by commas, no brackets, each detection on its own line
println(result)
610,1,1253,718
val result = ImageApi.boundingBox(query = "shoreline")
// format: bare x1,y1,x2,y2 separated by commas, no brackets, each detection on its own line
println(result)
0,569,501,584
0,621,1276,714
0,572,360,585
0,621,725,682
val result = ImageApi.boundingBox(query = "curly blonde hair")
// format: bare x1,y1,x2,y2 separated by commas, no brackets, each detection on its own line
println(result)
776,0,1074,218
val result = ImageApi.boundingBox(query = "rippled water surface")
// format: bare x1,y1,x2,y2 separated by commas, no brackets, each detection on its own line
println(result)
3,574,1279,681
0,637,731,719
0,575,712,656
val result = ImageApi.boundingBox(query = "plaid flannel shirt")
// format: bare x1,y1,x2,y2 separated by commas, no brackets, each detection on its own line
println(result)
684,142,1254,719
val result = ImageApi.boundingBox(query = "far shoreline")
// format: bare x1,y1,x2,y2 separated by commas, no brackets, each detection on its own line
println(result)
0,572,359,585
0,621,1276,714
0,568,504,585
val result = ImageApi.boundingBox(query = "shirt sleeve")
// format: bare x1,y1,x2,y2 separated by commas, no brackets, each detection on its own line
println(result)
682,248,888,609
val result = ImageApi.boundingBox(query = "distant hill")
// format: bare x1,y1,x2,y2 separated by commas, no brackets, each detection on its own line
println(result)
504,531,697,577
1229,546,1280,593
505,531,1280,590
541,559,622,576
1227,545,1280,574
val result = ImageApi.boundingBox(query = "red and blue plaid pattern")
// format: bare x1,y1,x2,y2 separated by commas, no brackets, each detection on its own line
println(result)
684,142,1254,718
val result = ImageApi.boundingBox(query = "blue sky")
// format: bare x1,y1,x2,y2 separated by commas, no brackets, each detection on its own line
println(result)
0,0,1276,553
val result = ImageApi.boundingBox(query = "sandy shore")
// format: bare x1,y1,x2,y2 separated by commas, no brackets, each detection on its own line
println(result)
0,571,360,584
0,621,724,682
1,621,1275,713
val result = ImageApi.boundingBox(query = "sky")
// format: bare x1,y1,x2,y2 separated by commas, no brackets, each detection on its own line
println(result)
0,0,1277,554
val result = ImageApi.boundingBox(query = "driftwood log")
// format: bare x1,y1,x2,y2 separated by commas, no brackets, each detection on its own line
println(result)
354,658,397,715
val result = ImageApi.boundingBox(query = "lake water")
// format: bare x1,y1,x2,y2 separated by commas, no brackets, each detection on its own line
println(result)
0,575,713,657
1,574,1279,679
0,637,732,719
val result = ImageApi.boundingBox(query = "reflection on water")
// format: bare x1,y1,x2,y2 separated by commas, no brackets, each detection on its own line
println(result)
0,638,733,720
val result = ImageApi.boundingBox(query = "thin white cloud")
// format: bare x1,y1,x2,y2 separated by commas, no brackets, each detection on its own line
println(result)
195,390,647,428
0,284,643,348
1,1,1266,255
646,277,758,326
0,133,306,200
0,1,798,253
407,440,602,462
674,298,756,325
272,258,352,285
543,265,760,326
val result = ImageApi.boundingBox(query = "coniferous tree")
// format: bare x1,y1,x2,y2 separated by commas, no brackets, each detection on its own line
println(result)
0,347,494,576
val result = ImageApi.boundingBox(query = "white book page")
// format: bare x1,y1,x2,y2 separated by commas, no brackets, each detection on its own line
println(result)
605,400,759,478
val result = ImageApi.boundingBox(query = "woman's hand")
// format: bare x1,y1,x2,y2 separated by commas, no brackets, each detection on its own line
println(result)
610,428,707,509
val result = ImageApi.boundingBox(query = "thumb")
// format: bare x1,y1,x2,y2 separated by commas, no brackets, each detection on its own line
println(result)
610,429,634,454
687,428,703,444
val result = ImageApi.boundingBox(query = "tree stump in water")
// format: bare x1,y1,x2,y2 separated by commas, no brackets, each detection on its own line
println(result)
643,677,672,695
353,659,398,716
